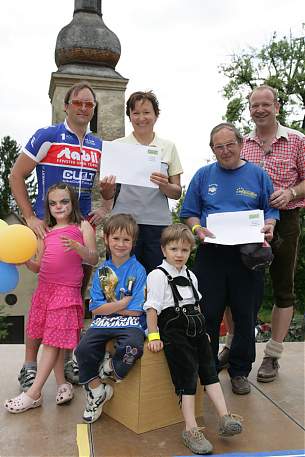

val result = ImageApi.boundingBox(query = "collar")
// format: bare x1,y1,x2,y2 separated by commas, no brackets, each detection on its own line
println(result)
247,122,288,142
106,255,135,271
161,259,188,277
129,132,158,147
64,119,91,137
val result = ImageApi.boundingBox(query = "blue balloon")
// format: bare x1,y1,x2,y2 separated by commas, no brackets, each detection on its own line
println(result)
0,261,19,293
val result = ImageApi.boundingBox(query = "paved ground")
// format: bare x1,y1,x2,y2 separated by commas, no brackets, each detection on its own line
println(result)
0,342,304,457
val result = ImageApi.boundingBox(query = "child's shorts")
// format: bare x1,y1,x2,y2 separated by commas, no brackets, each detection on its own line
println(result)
158,304,219,396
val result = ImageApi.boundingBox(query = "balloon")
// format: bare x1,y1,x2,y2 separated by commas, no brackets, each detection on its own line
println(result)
0,261,19,293
0,219,8,230
0,224,37,264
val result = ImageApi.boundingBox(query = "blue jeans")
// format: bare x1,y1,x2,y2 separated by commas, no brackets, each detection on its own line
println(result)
75,327,144,384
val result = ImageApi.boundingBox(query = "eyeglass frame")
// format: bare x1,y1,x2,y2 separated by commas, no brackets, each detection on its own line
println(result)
67,99,96,110
212,140,240,153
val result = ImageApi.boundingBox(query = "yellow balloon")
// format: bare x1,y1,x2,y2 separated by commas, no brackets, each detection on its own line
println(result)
0,219,8,230
0,224,37,263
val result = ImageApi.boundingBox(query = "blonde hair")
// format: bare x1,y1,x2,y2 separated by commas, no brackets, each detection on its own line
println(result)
160,223,195,250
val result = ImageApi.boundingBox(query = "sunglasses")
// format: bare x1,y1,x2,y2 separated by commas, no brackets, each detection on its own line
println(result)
68,100,96,110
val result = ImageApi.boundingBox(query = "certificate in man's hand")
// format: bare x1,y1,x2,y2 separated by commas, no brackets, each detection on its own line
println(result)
100,141,161,188
205,209,265,245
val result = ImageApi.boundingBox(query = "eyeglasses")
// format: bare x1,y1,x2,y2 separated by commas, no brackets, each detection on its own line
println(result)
68,100,96,110
213,141,239,153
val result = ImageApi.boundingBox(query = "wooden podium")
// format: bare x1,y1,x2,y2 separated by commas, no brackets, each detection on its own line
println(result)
103,341,204,434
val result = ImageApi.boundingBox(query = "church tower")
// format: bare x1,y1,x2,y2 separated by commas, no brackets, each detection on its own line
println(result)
49,0,128,141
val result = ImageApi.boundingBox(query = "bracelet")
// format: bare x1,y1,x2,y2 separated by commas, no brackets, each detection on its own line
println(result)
191,224,203,235
148,332,160,342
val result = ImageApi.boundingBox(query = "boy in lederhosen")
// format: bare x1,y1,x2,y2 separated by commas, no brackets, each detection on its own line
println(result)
144,223,242,455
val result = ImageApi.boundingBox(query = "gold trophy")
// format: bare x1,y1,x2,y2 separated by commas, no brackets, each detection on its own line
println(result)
98,266,118,302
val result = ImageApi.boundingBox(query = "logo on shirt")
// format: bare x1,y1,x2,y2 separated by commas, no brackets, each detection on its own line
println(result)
40,144,100,170
236,187,257,199
208,184,218,195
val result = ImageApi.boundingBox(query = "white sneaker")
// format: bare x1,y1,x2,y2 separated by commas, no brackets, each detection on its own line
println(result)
82,383,113,424
99,352,121,382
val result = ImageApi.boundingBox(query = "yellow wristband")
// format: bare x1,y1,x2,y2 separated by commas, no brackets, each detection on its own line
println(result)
191,224,203,235
148,332,160,342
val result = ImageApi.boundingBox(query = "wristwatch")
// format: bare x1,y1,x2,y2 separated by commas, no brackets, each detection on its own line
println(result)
289,188,297,199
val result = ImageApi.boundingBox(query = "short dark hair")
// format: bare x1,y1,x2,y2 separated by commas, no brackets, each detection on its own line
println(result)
103,214,139,245
160,223,195,250
64,81,96,105
248,85,279,105
209,122,243,148
44,183,83,227
126,91,160,118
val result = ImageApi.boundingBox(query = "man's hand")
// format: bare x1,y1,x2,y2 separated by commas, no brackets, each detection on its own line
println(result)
261,223,274,242
194,226,215,243
26,215,48,239
270,189,292,209
147,339,164,352
88,206,110,226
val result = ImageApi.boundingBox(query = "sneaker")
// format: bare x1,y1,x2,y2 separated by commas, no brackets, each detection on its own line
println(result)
257,356,279,383
231,376,251,395
182,427,213,454
18,366,37,392
99,353,121,383
83,383,113,424
64,359,79,385
218,346,230,371
219,414,243,437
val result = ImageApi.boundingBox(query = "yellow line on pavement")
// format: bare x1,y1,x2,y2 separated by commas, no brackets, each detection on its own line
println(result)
77,424,90,457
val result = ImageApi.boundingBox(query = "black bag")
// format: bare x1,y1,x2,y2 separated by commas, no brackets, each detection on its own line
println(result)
240,241,274,271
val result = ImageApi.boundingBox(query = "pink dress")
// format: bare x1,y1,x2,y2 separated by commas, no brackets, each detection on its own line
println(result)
27,225,84,349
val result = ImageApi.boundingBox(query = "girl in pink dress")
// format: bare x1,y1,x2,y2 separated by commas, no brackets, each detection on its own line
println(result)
4,183,98,414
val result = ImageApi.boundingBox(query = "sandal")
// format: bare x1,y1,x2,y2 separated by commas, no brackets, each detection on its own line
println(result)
56,382,73,405
4,392,42,414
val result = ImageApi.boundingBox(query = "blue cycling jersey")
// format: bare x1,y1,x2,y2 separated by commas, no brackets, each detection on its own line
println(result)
24,120,102,219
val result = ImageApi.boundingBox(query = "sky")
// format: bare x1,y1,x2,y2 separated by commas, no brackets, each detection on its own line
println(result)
0,0,303,188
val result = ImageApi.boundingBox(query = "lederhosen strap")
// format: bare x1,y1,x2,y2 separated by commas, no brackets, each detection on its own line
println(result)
157,266,199,307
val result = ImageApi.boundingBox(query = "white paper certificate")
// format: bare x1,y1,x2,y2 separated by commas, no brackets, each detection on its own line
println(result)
205,209,265,245
100,141,161,188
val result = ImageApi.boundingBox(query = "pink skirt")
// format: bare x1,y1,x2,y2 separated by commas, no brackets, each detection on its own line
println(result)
26,281,84,349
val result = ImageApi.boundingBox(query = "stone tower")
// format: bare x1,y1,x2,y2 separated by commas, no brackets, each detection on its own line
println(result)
49,0,128,141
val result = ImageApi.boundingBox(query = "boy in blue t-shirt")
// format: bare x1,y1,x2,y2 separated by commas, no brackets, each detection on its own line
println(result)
75,214,147,424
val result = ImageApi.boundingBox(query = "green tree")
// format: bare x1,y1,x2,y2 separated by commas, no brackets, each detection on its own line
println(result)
220,26,305,132
0,136,37,219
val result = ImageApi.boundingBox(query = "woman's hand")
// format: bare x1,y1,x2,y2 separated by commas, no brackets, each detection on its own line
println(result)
100,175,116,200
150,172,182,199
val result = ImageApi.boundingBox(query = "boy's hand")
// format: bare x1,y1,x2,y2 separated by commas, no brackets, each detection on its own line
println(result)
119,295,132,308
147,340,164,352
